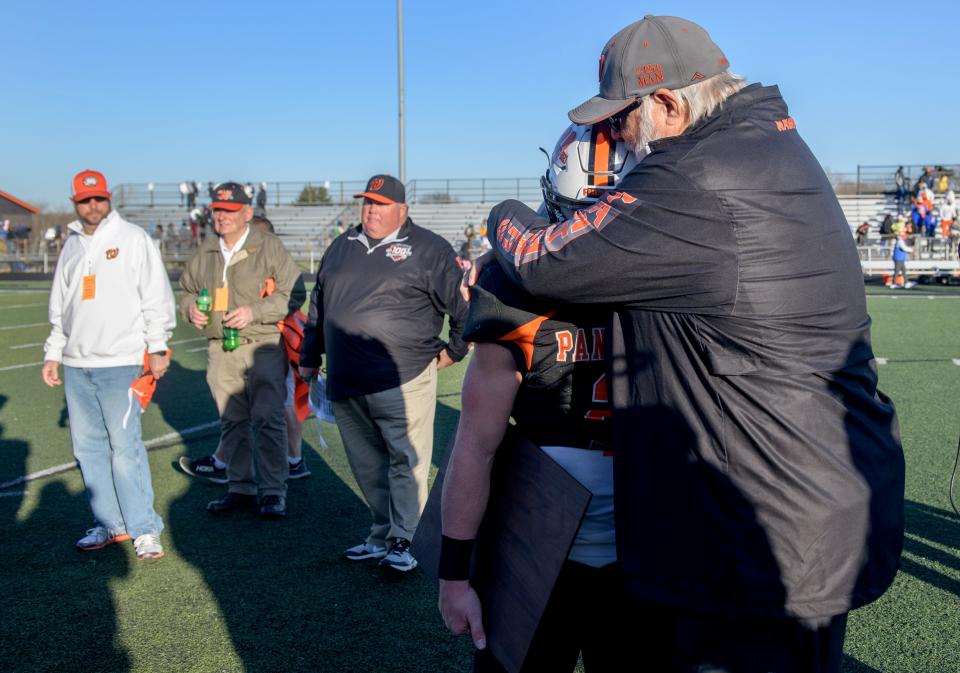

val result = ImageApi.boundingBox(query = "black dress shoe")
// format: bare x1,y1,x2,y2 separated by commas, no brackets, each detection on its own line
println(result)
206,492,257,514
259,494,287,518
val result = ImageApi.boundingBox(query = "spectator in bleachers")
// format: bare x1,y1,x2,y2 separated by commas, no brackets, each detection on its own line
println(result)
937,173,950,193
921,166,935,190
0,219,9,255
940,191,956,240
186,181,197,209
461,221,477,260
256,182,268,211
855,221,870,245
894,166,906,211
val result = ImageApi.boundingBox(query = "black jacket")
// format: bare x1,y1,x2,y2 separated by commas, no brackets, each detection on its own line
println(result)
465,263,611,451
487,84,904,619
301,219,468,400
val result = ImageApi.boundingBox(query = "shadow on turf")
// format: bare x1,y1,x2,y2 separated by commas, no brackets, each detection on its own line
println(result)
898,499,960,597
0,479,131,672
164,400,469,672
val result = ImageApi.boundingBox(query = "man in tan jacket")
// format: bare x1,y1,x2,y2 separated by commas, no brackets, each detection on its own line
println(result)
180,182,304,517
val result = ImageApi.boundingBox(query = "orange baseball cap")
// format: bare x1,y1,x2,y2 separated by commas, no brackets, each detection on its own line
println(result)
71,169,112,202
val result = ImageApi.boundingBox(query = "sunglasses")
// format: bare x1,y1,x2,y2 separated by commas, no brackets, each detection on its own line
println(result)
608,100,641,134
76,197,108,205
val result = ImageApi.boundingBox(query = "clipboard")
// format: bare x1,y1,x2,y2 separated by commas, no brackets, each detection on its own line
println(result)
413,427,592,673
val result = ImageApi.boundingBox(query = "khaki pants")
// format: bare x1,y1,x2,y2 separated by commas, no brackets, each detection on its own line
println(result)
206,337,289,496
333,361,437,546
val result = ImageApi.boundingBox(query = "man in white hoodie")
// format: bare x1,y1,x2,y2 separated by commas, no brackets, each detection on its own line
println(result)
41,169,176,560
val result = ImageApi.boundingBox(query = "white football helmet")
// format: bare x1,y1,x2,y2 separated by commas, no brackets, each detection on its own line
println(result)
540,122,639,222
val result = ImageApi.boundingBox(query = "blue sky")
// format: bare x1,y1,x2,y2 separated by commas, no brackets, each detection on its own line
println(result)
5,0,959,209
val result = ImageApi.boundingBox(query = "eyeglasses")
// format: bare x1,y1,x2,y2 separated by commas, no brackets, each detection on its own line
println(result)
607,100,640,134
76,197,108,205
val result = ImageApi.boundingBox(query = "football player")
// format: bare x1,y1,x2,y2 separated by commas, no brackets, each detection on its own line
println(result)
438,123,640,672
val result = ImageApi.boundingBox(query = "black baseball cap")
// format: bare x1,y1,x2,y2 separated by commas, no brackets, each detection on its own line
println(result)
211,182,252,211
569,15,730,125
354,174,405,205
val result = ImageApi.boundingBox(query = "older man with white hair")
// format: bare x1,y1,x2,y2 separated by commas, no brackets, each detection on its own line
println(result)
476,15,905,673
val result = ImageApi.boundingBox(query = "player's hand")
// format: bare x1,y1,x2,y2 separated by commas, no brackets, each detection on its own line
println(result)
147,352,171,379
439,580,487,650
299,366,319,381
41,360,62,387
223,305,254,329
459,251,492,302
436,349,455,370
188,304,209,329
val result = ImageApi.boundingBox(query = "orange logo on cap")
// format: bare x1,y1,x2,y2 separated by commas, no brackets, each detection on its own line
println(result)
216,189,234,201
635,63,664,87
370,178,385,191
106,248,119,260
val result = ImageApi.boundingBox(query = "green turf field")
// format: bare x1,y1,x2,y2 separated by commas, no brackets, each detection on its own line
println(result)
0,280,957,673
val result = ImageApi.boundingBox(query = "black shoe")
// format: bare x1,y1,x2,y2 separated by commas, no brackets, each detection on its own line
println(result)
259,494,287,518
206,492,257,514
179,455,228,484
287,459,311,480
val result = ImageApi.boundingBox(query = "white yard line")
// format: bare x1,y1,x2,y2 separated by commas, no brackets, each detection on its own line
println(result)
169,337,205,346
9,342,42,350
875,358,888,365
0,322,47,331
186,346,207,352
0,361,42,372
867,294,960,299
0,303,45,310
0,420,220,490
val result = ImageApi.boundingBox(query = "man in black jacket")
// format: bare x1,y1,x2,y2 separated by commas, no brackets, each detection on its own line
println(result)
300,174,468,572
480,15,904,673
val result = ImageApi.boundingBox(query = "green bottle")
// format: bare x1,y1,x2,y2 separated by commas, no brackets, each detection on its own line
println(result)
196,288,212,319
223,310,240,352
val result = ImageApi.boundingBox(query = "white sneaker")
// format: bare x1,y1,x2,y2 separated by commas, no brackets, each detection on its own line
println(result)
76,526,130,551
342,542,388,561
379,538,418,572
133,533,164,560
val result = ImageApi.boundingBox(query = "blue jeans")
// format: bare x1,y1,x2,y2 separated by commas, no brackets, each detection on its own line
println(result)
64,365,163,538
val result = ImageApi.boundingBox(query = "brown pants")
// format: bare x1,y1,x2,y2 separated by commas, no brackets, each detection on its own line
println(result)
332,361,437,546
206,337,289,496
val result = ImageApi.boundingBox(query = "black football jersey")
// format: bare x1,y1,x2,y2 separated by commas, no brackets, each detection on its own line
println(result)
464,264,611,451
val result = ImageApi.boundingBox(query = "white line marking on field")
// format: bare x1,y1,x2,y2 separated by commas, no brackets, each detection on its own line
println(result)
953,359,960,366
875,358,888,365
868,295,960,299
0,322,47,331
9,342,42,350
0,420,220,490
0,361,42,372
0,303,45,310
186,346,207,352
169,337,205,346
0,491,26,498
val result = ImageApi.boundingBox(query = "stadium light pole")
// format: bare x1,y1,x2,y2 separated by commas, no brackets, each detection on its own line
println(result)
397,0,406,185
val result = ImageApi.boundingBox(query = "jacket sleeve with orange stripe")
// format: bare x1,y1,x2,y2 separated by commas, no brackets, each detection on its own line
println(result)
486,165,738,313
